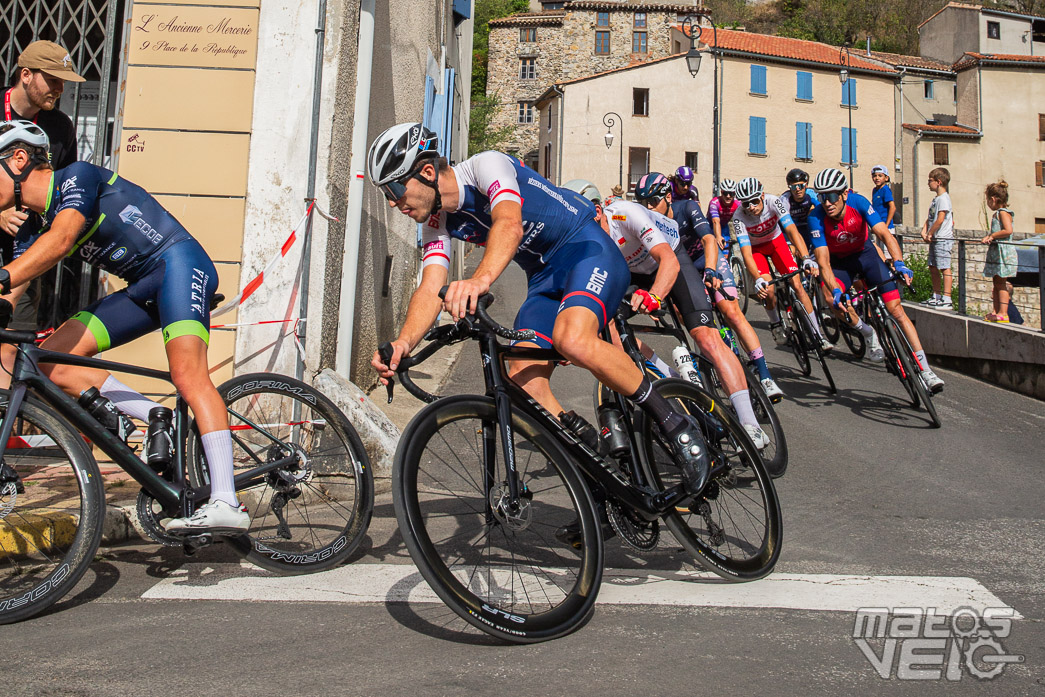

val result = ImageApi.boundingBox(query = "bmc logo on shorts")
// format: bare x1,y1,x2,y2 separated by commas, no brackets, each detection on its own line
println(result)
110,247,127,261
586,267,608,294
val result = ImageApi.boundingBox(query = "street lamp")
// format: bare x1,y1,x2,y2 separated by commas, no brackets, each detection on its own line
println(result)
839,45,854,184
681,15,719,195
603,111,623,189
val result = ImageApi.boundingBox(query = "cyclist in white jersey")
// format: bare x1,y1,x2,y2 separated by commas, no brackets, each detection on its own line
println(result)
731,177,831,351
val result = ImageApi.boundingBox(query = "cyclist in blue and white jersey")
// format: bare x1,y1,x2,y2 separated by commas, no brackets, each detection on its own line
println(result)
0,120,246,533
731,177,832,351
672,184,784,402
807,168,944,393
368,123,713,496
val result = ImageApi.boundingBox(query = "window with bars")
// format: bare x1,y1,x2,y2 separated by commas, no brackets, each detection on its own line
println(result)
685,151,698,171
632,31,647,53
519,57,536,80
933,143,949,165
595,30,610,54
517,102,534,124
520,28,536,42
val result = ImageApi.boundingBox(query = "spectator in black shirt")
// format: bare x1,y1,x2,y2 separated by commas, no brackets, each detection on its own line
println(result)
1,41,83,325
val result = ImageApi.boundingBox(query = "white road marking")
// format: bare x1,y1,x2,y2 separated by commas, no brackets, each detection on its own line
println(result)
141,563,1021,617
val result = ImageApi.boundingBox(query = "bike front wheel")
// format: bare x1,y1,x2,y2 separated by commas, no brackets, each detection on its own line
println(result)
394,395,602,643
0,394,104,624
639,379,782,581
883,319,941,428
188,374,374,573
731,256,749,315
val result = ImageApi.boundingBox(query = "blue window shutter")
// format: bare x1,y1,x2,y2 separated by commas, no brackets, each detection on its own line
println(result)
759,118,766,154
795,122,801,158
751,65,766,95
441,68,456,158
750,117,757,153
842,78,857,106
750,116,766,154
842,128,850,163
852,128,857,164
452,0,470,24
796,122,811,159
797,71,812,100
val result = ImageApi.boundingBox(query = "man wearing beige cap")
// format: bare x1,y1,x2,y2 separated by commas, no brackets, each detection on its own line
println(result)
1,41,85,321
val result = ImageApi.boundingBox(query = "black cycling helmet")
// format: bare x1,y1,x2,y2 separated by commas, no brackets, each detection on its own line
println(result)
786,168,809,185
635,172,671,202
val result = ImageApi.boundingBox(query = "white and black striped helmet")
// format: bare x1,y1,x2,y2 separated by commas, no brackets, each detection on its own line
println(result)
814,168,848,194
734,177,763,202
719,178,737,195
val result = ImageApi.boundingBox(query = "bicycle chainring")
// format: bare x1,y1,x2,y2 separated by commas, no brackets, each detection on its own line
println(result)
606,500,659,552
135,490,183,547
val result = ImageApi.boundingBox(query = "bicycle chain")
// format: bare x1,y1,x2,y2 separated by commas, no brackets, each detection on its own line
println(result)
135,491,183,547
606,500,659,552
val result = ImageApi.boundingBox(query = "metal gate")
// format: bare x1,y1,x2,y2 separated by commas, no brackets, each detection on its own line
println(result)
1,0,124,328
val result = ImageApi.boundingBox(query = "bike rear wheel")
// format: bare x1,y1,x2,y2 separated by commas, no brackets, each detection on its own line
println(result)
842,325,867,358
731,256,749,315
0,394,103,624
785,306,813,376
188,374,374,573
394,395,602,643
638,379,782,581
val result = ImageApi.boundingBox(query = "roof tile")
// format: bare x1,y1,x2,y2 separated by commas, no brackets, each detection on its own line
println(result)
691,27,894,73
901,123,981,136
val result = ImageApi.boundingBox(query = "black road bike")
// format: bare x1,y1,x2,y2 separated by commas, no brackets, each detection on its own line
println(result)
765,269,837,394
848,275,941,428
0,329,374,624
383,293,781,643
805,270,866,359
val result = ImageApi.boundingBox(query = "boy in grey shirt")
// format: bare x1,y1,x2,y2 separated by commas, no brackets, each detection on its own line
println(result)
920,167,953,309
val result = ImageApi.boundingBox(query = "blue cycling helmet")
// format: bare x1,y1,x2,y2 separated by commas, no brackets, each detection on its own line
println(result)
635,172,671,202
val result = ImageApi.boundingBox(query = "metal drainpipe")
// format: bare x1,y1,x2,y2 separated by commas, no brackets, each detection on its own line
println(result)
297,0,329,386
912,133,922,224
553,85,565,183
897,67,905,173
335,0,376,378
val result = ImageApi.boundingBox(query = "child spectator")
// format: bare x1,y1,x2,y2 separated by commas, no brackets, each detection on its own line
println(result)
870,165,896,229
919,167,954,310
980,180,1018,322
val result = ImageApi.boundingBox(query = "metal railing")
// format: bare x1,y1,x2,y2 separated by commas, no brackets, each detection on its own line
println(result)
894,232,1045,332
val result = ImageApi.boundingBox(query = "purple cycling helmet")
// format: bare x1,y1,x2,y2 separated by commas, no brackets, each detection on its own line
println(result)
671,166,694,197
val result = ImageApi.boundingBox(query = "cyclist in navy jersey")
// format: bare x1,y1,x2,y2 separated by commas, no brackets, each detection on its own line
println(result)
0,120,246,532
780,168,819,247
672,193,784,402
670,165,699,204
368,123,713,496
808,168,944,393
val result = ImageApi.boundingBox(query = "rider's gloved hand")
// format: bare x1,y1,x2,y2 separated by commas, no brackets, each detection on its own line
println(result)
703,268,721,287
632,289,662,313
754,277,769,294
893,259,913,284
832,288,849,309
802,256,819,274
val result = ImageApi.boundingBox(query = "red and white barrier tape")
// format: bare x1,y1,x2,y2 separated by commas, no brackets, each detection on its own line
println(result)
212,201,337,318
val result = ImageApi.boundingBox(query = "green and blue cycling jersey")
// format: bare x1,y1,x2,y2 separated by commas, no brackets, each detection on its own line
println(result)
17,161,217,349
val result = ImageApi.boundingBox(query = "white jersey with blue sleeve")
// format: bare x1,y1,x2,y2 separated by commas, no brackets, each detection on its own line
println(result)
728,193,795,248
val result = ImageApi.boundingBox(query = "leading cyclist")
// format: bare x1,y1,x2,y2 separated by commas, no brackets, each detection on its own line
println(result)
807,168,945,393
0,120,246,533
367,124,712,496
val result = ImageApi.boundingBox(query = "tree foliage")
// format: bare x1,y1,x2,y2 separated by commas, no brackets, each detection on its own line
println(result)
471,0,530,98
469,92,517,156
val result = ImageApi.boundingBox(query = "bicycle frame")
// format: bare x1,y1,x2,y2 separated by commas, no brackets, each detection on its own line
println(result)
0,342,297,515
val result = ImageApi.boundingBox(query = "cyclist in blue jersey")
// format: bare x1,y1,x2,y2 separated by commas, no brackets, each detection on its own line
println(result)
807,168,944,393
368,123,713,496
0,120,247,532
780,168,819,248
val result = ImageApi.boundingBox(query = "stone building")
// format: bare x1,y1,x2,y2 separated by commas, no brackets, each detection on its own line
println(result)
486,1,706,166
919,2,1045,65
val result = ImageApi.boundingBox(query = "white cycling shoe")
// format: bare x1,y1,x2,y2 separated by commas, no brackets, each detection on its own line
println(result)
165,500,250,535
866,330,885,363
760,377,784,403
743,424,770,451
920,368,945,394
818,335,835,352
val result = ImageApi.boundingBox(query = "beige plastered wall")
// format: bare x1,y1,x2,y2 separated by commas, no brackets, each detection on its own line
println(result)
545,57,713,198
717,56,895,197
108,0,261,402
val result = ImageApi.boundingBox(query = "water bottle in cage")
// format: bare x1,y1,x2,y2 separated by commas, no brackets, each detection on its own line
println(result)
670,345,702,387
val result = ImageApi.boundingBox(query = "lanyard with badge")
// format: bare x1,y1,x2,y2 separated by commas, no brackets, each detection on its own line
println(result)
4,89,38,124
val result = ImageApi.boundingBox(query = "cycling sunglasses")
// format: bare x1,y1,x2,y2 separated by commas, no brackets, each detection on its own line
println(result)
788,183,807,190
741,197,762,209
379,177,409,203
822,191,845,204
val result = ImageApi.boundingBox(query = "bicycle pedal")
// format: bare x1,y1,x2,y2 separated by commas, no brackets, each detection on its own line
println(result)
181,533,215,555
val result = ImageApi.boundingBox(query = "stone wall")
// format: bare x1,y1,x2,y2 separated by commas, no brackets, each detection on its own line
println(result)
487,6,683,159
895,225,1041,329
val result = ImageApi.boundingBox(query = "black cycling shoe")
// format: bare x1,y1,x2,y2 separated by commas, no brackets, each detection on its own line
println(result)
0,460,24,494
554,503,615,550
663,416,711,496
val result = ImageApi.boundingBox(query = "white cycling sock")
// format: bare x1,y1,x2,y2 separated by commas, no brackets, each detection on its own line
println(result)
805,309,824,337
915,350,931,371
100,375,161,422
729,390,759,429
765,307,781,324
201,430,238,507
853,320,875,339
648,352,679,378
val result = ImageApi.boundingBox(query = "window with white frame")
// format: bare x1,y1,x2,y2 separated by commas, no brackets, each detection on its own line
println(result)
517,102,534,124
520,57,536,80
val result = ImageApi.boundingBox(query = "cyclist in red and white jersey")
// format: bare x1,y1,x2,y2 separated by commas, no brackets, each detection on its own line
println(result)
731,177,832,351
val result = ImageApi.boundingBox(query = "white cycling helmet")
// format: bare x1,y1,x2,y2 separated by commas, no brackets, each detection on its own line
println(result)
734,177,764,202
562,179,602,206
814,168,849,194
0,120,51,210
367,122,441,201
718,178,737,195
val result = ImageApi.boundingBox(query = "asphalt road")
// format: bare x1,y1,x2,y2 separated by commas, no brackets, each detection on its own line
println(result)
3,263,1043,696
